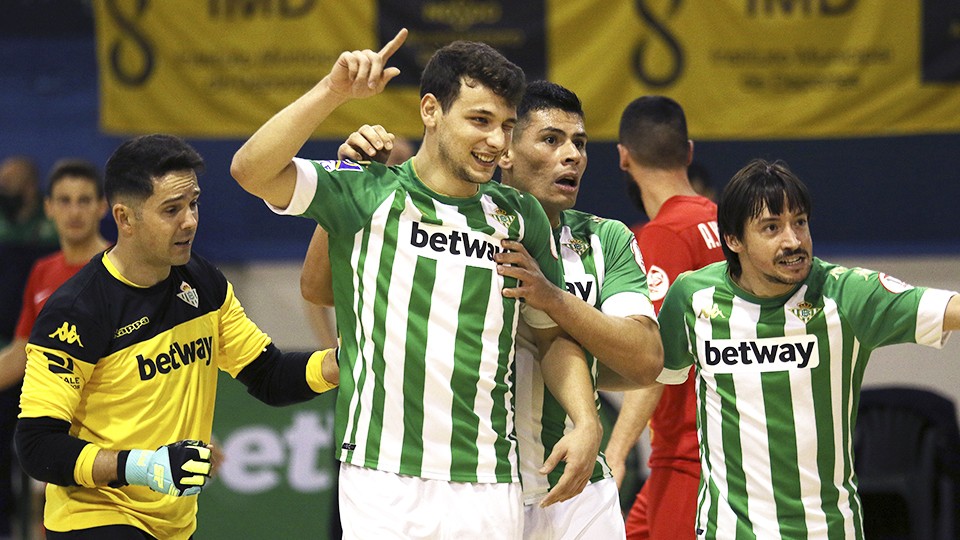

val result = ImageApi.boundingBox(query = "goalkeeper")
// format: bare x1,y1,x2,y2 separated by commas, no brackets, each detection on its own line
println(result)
15,134,339,540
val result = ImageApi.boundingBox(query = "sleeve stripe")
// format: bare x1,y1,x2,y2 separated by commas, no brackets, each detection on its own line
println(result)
916,289,958,348
265,157,318,216
657,366,690,385
601,291,658,325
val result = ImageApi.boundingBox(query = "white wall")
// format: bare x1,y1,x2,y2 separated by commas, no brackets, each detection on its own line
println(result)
223,255,960,414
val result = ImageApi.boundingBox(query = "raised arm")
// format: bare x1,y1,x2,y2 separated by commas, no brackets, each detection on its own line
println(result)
230,29,407,208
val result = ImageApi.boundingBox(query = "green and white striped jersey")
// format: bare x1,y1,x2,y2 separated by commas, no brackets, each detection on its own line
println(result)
657,258,956,539
514,210,656,503
275,158,564,483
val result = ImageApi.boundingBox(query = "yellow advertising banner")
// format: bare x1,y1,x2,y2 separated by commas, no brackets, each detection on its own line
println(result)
96,0,960,140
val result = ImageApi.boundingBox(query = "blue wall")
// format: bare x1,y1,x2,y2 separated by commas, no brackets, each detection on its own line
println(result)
3,7,958,263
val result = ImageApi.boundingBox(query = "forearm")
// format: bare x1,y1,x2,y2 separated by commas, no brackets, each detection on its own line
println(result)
545,292,663,386
235,344,338,406
15,416,102,486
536,330,600,429
604,384,664,467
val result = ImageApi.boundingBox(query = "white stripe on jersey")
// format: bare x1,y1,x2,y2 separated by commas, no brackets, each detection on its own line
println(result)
375,195,421,472
345,194,398,465
728,297,780,539
826,296,860,539
785,286,828,537
691,287,737,535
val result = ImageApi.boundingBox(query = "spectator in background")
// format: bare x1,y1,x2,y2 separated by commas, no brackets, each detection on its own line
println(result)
0,160,110,390
0,155,58,540
604,96,724,539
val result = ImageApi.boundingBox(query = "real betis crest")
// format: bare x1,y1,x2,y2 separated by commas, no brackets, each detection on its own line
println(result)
177,281,199,308
562,237,590,256
789,301,821,323
491,208,516,228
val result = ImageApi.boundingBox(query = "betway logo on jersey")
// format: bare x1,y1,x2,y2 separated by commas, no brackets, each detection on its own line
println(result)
565,275,597,305
700,335,819,374
407,221,502,269
137,336,214,381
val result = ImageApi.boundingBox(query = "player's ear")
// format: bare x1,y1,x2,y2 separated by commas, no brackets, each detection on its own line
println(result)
113,202,135,234
499,148,513,170
617,144,631,171
421,94,441,129
725,233,743,253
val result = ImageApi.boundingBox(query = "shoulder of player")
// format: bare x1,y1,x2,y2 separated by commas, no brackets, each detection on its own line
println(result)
672,260,728,290
560,209,630,235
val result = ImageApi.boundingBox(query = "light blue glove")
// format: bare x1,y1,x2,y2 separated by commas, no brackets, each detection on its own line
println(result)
123,440,212,496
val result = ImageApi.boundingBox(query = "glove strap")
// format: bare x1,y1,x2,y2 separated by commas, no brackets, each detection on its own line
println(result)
108,450,131,488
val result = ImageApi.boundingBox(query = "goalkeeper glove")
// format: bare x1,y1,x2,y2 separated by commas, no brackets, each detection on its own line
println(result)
116,439,212,496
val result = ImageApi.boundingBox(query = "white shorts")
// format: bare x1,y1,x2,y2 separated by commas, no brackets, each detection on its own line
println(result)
523,478,625,540
339,463,523,539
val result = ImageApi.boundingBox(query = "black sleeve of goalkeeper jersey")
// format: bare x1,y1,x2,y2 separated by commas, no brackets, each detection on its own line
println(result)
15,416,90,486
235,343,318,406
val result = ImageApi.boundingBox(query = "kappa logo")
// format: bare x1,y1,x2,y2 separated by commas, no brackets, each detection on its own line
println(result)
789,301,821,323
490,208,516,229
48,322,83,347
562,237,590,256
177,281,199,308
698,303,726,320
115,316,150,338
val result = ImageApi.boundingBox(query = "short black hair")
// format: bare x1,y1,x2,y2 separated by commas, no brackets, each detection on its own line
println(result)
420,41,525,112
516,80,584,127
618,95,688,169
718,159,812,277
104,134,204,205
48,159,103,199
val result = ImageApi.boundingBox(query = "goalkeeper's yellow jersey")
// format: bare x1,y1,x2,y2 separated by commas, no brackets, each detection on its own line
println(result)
20,250,271,539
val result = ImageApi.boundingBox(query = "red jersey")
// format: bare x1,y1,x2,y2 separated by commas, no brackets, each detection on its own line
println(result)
634,195,723,472
14,251,86,340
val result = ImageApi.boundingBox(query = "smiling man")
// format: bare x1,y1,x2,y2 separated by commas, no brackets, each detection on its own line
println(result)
656,158,960,539
231,33,601,538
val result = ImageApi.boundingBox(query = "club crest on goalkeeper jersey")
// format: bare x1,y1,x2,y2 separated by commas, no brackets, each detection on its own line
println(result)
656,258,956,540
20,251,272,539
274,158,564,484
513,210,656,503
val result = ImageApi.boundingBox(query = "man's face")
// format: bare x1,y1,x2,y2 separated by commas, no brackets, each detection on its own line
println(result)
126,169,200,269
45,176,107,247
502,108,587,223
433,81,517,191
726,200,813,297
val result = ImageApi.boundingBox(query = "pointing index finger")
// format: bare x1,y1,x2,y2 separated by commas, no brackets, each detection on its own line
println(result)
378,28,408,61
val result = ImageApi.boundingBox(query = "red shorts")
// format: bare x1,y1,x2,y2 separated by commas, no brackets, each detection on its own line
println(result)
625,466,700,539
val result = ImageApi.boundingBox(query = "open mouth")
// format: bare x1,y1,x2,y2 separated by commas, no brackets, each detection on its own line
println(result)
554,174,579,190
472,151,498,166
777,252,807,267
